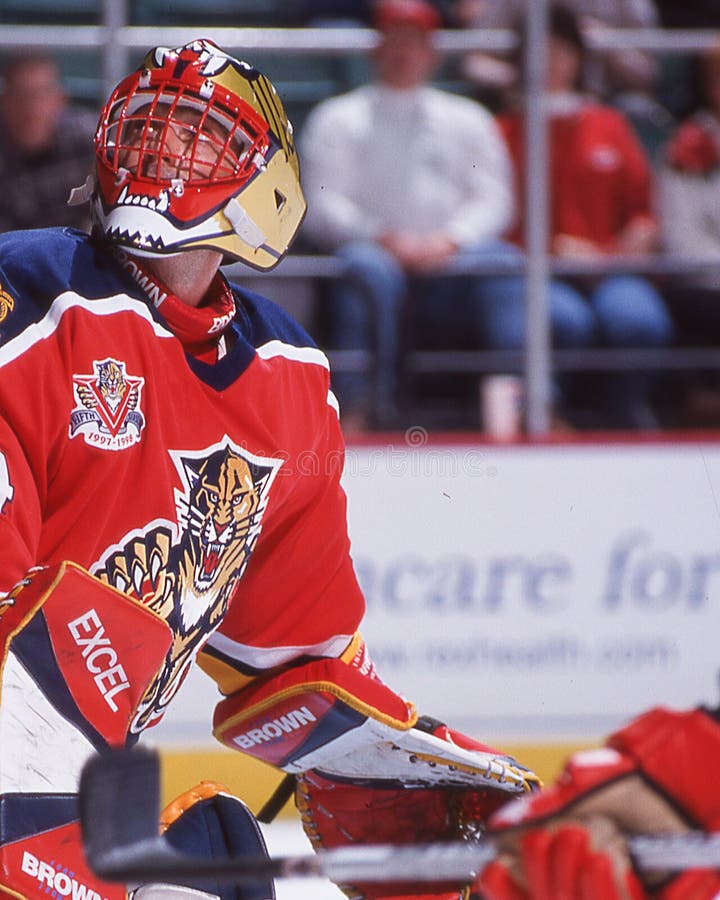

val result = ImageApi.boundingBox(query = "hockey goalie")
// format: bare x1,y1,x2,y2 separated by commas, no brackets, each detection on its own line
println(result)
0,31,538,900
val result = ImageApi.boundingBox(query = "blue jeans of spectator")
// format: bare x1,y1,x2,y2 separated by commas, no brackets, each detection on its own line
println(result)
556,274,675,427
326,239,595,423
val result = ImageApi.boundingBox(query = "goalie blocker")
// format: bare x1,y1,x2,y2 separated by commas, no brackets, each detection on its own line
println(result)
213,653,539,794
0,564,276,900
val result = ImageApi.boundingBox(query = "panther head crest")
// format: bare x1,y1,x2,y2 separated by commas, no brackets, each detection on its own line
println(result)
188,448,263,584
173,443,280,632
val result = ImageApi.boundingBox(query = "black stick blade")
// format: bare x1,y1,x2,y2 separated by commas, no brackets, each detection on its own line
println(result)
79,747,163,874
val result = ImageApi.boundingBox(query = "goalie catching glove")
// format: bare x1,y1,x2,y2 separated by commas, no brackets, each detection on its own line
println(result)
213,639,540,900
474,705,720,900
295,737,518,900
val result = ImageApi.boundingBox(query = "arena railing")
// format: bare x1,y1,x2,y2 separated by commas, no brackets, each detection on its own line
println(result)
2,1,720,433
225,252,720,428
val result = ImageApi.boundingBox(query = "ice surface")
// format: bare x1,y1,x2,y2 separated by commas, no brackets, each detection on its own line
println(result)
260,818,344,899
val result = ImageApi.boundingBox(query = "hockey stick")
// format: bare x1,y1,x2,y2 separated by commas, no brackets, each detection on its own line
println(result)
79,747,720,886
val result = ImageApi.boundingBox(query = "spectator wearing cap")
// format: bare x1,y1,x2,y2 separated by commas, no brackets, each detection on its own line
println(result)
0,52,96,233
300,0,595,431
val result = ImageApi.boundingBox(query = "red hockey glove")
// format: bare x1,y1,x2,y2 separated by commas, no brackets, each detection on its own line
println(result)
214,649,539,796
476,822,645,900
474,706,720,900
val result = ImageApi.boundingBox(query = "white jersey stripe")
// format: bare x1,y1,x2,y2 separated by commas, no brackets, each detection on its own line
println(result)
255,340,336,411
0,291,173,369
256,339,330,370
205,631,353,671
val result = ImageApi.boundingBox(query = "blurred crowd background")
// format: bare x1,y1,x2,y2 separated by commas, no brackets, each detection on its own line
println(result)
3,0,720,435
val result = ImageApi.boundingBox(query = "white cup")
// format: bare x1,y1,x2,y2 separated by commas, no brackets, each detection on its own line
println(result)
481,375,524,439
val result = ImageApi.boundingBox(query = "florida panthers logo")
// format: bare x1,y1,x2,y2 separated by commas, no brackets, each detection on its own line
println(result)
94,436,283,731
70,358,145,451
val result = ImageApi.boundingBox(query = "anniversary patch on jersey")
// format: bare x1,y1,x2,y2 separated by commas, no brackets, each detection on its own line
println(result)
69,358,145,451
93,436,283,732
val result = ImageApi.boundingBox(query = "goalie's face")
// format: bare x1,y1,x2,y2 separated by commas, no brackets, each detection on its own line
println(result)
112,103,256,185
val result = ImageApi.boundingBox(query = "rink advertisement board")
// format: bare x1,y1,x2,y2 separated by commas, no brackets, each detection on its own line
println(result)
153,436,720,747
343,435,720,741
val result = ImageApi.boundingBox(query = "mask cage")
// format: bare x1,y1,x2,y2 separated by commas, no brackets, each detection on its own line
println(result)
96,82,271,188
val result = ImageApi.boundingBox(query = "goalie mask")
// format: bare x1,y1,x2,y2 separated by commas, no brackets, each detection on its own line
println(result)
91,39,306,270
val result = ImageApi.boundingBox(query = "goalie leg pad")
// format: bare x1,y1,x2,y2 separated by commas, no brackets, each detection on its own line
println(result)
0,796,126,900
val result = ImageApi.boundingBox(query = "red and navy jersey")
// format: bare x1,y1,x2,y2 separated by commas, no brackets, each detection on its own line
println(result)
0,227,365,730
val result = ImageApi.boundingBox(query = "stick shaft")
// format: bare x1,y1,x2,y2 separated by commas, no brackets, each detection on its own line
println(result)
79,749,720,886
630,833,720,871
89,833,720,886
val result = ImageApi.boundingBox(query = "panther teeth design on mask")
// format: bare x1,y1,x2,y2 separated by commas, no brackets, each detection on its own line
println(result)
117,185,170,214
106,226,168,252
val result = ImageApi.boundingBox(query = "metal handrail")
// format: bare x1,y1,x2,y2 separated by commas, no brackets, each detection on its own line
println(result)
0,25,512,54
1,24,719,54
405,347,720,374
225,253,720,280
230,253,720,379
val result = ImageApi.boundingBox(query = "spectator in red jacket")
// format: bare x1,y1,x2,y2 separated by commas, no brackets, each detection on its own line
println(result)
498,3,674,429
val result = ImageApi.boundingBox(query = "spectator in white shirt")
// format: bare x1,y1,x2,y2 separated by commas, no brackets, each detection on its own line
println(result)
300,0,594,430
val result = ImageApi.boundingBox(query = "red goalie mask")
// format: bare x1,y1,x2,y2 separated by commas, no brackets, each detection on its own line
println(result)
91,39,306,270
